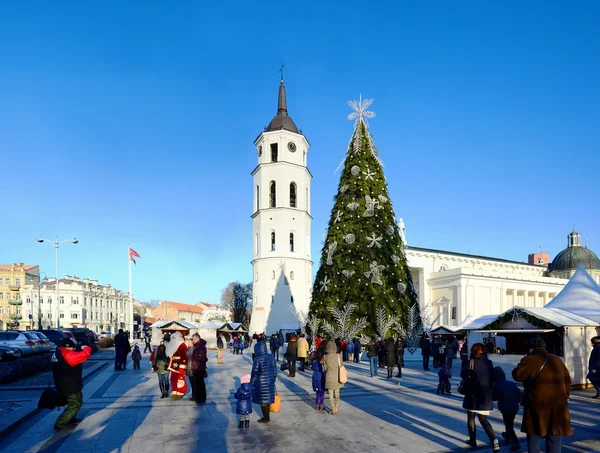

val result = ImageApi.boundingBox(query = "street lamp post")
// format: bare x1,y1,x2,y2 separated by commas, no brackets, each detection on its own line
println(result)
37,271,47,330
36,237,78,330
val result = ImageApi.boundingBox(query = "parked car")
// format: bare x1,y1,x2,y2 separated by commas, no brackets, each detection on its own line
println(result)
63,328,99,352
41,329,68,349
26,331,53,352
0,331,40,356
62,330,80,346
0,345,20,361
100,331,112,338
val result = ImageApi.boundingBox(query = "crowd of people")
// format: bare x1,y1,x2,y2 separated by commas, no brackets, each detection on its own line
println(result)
47,326,600,453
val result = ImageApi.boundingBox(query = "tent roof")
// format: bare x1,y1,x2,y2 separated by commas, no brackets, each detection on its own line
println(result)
545,264,600,323
150,319,198,329
462,314,501,330
197,321,227,330
430,326,459,335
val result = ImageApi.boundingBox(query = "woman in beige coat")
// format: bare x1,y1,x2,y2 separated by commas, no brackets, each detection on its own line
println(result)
323,341,344,415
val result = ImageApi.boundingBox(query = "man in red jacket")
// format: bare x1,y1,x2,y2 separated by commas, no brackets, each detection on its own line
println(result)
51,338,92,430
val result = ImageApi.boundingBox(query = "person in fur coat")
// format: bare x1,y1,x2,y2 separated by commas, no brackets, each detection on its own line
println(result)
165,331,188,399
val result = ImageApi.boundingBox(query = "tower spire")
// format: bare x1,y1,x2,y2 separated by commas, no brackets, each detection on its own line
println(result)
278,61,287,115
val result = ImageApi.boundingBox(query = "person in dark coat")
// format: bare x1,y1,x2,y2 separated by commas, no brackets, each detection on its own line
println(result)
366,337,380,377
235,374,253,429
394,336,405,377
191,334,208,404
420,335,431,370
51,338,92,430
285,334,298,377
445,337,458,368
251,340,277,423
353,338,361,363
461,343,498,451
512,337,572,453
386,337,396,379
377,337,387,368
114,329,128,370
311,360,326,410
492,366,522,451
588,336,600,398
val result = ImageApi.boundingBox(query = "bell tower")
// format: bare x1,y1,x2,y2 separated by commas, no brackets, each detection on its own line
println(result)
249,75,313,335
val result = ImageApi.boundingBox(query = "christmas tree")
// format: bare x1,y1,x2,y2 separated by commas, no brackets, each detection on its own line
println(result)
308,97,418,337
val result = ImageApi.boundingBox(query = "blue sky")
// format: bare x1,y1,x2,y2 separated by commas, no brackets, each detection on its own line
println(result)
1,1,598,305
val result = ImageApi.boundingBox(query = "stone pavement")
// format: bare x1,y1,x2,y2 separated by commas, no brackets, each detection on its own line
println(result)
0,347,598,453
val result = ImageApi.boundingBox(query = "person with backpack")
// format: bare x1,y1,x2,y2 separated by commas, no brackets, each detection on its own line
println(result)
51,338,92,430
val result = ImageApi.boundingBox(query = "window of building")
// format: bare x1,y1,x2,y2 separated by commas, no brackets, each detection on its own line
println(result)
269,181,276,207
6,292,10,300
290,271,294,280
4,278,9,285
270,143,278,162
0,293,3,300
26,297,31,304
0,308,3,314
272,270,275,280
291,296,294,304
15,278,20,286
256,185,260,211
60,313,65,319
289,183,296,207
60,296,64,304
16,308,21,315
48,297,52,304
72,313,78,319
271,231,276,251
290,233,295,252
451,307,456,320
15,293,20,301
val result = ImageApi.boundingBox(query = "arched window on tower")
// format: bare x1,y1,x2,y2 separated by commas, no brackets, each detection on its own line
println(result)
289,233,295,252
271,143,278,163
269,181,276,207
256,185,260,211
290,271,294,280
289,183,297,208
271,231,276,251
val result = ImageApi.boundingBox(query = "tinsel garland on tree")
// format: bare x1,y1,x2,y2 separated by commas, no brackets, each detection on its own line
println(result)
308,97,418,336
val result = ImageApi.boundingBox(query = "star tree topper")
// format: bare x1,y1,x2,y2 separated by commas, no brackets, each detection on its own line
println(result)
348,95,376,128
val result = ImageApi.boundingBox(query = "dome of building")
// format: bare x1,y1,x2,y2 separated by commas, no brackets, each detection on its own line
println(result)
549,230,600,273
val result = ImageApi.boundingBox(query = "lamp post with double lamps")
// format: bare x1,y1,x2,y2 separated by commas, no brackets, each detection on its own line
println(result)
36,237,78,330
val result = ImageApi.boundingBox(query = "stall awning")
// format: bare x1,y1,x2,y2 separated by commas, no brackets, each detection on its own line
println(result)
474,329,555,333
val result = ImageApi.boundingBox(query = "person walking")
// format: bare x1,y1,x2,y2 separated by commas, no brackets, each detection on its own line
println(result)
323,341,344,415
131,345,142,370
165,331,188,400
152,342,170,398
512,338,572,453
191,334,208,404
353,338,361,363
143,334,152,354
312,360,326,410
114,328,127,370
446,337,458,368
235,374,253,429
51,338,92,430
386,337,396,379
394,336,405,377
217,333,224,365
186,338,195,400
269,334,279,361
462,342,499,451
377,337,387,369
366,337,380,377
420,335,431,371
251,340,277,423
587,336,600,398
492,366,522,451
285,334,298,377
296,333,309,372
346,340,355,363
233,336,240,355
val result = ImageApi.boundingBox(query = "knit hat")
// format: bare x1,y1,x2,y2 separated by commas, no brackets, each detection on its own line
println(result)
61,338,76,348
525,337,546,350
591,336,600,344
241,374,251,384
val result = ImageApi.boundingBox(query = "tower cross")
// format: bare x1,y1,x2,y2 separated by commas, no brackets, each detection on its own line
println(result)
279,61,285,81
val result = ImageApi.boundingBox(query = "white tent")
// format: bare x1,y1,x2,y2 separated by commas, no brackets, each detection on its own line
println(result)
545,264,600,323
149,319,200,346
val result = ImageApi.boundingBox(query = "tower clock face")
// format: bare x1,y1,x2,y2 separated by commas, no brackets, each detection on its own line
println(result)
287,141,297,152
258,146,262,156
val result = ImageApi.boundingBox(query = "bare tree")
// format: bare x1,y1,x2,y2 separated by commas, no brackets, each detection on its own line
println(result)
221,281,252,326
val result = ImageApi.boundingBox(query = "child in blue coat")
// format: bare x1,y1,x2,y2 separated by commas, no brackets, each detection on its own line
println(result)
312,360,326,410
492,366,522,451
235,374,253,428
437,363,452,394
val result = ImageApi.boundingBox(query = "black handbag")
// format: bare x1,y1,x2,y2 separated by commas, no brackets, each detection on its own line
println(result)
457,359,476,395
38,388,67,410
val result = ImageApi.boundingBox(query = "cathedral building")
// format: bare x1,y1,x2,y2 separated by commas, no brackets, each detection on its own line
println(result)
248,77,313,335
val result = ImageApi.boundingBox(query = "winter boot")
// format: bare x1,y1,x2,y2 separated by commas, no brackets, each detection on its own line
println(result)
258,405,270,423
244,420,250,428
238,421,244,429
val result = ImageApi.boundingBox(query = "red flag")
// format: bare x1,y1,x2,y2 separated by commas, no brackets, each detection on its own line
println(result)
129,247,141,265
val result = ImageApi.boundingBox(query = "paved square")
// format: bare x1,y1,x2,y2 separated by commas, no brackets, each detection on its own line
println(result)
0,348,598,453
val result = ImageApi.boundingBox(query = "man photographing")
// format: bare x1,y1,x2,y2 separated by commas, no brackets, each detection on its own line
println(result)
51,338,92,430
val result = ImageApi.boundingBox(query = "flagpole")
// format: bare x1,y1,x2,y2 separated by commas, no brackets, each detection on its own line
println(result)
128,245,134,342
